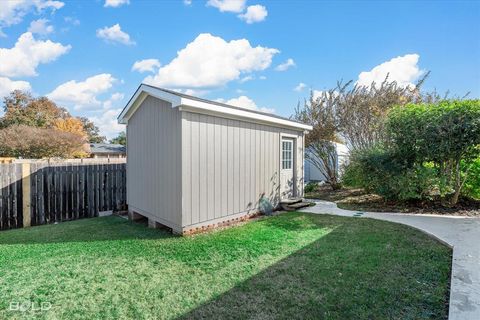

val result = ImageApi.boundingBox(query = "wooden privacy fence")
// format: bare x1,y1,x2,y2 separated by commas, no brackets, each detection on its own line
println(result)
0,160,126,231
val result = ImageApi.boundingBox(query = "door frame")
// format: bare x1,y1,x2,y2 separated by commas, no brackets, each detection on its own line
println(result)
279,134,297,198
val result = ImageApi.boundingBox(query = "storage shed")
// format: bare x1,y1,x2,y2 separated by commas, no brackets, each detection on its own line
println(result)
118,84,312,234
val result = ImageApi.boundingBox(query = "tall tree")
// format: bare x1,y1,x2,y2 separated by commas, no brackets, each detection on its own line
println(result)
0,90,70,129
53,117,88,139
109,131,126,146
79,117,106,143
336,73,434,152
294,87,346,189
293,73,443,190
1,90,106,143
0,90,107,158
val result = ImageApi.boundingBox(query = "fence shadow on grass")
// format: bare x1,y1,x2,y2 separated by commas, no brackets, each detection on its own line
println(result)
0,215,174,245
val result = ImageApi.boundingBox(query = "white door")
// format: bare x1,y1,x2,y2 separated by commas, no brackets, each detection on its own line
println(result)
280,137,296,199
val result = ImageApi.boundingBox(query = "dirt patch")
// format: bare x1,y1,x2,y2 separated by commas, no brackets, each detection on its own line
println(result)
306,186,480,216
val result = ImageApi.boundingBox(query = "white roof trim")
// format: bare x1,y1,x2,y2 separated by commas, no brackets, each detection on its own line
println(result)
118,84,312,131
178,101,312,131
118,85,182,124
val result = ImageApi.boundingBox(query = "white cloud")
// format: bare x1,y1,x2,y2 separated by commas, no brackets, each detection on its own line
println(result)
110,92,124,101
132,59,161,73
47,73,117,109
184,0,192,5
275,58,295,71
144,33,279,90
216,95,275,113
89,108,125,139
259,75,266,80
28,18,54,35
239,75,254,83
294,82,307,92
207,1,267,24
35,0,64,10
173,88,209,96
64,16,80,26
312,90,339,101
312,90,322,100
357,54,423,88
0,32,70,78
207,0,246,13
102,92,124,109
0,0,64,36
104,0,129,8
238,4,268,24
0,77,31,98
96,24,135,45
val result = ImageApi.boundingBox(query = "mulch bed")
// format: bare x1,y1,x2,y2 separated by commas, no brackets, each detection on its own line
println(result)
306,186,480,216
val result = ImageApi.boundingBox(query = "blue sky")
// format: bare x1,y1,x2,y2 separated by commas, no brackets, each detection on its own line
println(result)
0,0,479,138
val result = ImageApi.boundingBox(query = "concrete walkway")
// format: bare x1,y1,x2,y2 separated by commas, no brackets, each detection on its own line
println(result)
301,200,480,320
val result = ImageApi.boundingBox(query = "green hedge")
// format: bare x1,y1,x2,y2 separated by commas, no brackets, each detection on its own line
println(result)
343,147,439,201
343,100,480,204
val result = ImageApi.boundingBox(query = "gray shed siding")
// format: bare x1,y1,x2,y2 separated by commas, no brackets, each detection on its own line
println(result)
126,96,182,229
181,111,305,228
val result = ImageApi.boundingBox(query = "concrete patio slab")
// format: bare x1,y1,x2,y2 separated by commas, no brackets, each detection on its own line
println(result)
301,200,480,320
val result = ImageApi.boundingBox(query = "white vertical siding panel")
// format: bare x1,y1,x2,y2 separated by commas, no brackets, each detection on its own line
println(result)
259,128,263,196
255,125,261,207
298,134,305,197
182,114,191,226
167,107,176,220
244,122,251,212
227,121,234,214
214,117,222,218
127,96,182,228
190,114,200,224
233,121,240,213
207,117,215,221
275,131,280,204
250,123,256,209
165,106,171,220
152,101,159,215
180,111,304,227
267,130,274,202
199,116,208,222
261,130,266,197
221,123,228,216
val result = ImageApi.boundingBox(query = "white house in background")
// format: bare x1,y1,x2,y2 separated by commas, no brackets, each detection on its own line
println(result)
118,84,312,234
304,142,349,182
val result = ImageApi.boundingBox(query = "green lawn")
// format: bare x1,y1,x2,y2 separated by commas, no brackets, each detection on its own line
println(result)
0,212,451,319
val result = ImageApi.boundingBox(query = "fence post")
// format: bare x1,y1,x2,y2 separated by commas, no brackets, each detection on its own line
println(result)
22,163,31,227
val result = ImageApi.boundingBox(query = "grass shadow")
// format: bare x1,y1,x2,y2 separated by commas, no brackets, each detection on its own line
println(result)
178,214,452,320
0,215,172,245
0,212,451,319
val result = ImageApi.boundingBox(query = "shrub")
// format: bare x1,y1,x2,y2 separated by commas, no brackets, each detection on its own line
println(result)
342,158,364,188
343,100,480,205
0,125,86,158
304,181,319,193
386,100,480,205
462,157,480,199
342,147,439,201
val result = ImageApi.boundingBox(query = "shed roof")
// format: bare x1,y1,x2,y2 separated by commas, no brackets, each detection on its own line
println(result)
118,84,312,131
89,143,126,154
